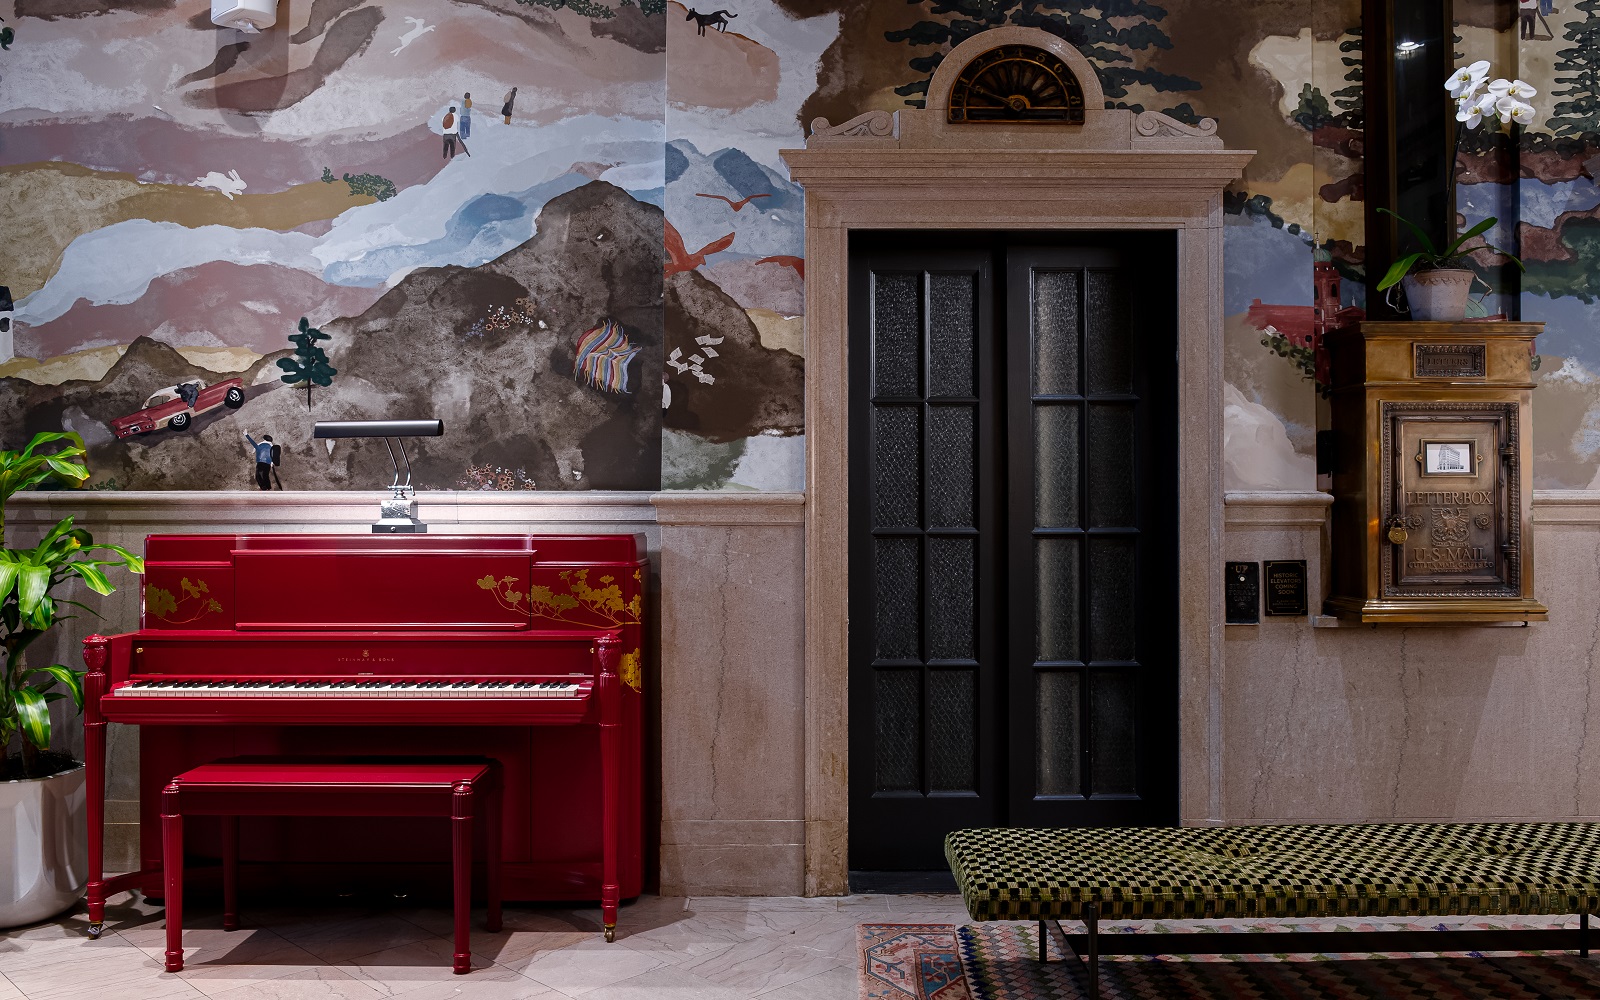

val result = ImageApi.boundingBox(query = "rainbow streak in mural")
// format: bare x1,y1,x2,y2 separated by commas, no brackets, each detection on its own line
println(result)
573,319,641,394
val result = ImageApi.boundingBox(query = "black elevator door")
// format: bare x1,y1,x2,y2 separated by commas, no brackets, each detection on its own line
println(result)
848,236,1177,872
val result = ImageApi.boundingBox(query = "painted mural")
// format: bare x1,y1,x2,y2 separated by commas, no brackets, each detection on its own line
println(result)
0,0,674,490
5,0,1599,491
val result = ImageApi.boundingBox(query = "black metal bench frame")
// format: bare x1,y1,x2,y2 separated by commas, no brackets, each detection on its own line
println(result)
1039,904,1593,1000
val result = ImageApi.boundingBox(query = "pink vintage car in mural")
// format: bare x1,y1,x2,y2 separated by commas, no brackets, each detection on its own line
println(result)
110,378,246,439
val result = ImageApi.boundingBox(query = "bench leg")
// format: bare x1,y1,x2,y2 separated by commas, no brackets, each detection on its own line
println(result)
1583,912,1591,958
161,783,184,974
1038,919,1047,962
222,817,239,932
451,781,473,975
1083,902,1099,1000
486,772,502,934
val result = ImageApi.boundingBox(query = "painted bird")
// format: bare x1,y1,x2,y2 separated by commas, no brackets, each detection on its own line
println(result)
695,192,772,212
755,255,805,279
665,220,735,276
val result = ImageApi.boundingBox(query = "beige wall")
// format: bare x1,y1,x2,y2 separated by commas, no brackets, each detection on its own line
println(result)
1222,490,1600,825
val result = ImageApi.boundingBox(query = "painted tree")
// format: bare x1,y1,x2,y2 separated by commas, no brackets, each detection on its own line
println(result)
1548,0,1600,136
277,317,337,407
1332,27,1362,128
886,0,1201,116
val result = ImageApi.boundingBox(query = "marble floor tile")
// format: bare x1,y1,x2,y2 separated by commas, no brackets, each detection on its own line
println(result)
574,964,752,1000
750,963,859,1000
0,973,24,1000
273,914,441,966
119,926,329,997
336,936,510,997
677,937,847,995
3,944,208,1000
514,939,667,996
203,968,387,1000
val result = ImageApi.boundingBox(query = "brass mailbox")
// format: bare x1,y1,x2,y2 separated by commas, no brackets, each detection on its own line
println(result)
1324,321,1546,624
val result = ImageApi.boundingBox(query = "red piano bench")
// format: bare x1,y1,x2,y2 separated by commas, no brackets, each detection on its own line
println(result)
158,757,502,975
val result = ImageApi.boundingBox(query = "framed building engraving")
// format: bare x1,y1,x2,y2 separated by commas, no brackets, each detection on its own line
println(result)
1419,440,1476,477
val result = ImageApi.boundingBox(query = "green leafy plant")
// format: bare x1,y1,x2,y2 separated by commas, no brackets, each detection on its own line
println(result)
1374,208,1524,291
1,433,143,779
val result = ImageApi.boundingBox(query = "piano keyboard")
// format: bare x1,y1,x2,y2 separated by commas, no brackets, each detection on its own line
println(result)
118,679,583,699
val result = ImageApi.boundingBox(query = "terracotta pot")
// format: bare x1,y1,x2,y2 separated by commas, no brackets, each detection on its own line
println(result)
1400,268,1476,322
0,763,87,928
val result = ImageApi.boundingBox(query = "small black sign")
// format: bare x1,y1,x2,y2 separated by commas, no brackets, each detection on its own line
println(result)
1264,560,1309,616
1224,561,1260,625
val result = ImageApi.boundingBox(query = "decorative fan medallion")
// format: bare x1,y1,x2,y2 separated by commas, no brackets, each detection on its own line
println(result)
947,45,1087,124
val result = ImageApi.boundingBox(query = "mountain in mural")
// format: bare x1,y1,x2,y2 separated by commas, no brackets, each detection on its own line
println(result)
0,181,666,491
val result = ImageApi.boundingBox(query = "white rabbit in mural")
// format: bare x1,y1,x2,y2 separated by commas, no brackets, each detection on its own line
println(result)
391,17,434,56
194,169,246,199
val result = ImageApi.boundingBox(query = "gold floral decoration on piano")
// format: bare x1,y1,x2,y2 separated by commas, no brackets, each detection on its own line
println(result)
475,570,643,692
146,578,224,625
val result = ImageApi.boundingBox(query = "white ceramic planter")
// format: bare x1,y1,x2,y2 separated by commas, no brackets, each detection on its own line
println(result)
0,763,87,928
1401,268,1476,321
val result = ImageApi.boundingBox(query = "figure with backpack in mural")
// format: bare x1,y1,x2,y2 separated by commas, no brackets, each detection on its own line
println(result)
244,431,281,490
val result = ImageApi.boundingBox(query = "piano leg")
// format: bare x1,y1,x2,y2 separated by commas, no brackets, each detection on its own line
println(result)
600,717,620,943
486,768,502,934
451,781,473,975
161,783,184,974
222,817,239,932
85,712,107,938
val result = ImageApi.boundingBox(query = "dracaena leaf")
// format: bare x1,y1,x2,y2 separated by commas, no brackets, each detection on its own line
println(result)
13,688,51,751
70,563,114,596
25,664,84,710
17,563,49,617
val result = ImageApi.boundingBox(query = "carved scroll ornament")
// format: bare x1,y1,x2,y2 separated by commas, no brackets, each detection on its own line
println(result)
808,110,897,140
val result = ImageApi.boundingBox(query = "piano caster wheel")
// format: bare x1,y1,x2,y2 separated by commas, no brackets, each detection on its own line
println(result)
88,922,104,939
604,926,615,943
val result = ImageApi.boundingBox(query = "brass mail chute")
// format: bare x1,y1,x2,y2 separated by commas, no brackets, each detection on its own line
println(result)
1324,321,1547,624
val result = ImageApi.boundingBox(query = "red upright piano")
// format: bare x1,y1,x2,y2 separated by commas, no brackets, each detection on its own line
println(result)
83,533,647,941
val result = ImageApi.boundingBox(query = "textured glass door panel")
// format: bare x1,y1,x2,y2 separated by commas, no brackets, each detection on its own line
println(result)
1035,538,1081,661
1036,670,1081,796
929,273,977,398
1032,271,1080,395
873,406,921,529
1087,537,1136,661
926,405,975,528
874,537,921,660
928,669,977,791
1089,669,1136,794
1087,404,1135,528
1034,404,1081,529
873,272,922,397
927,537,976,660
875,669,923,792
1085,270,1133,395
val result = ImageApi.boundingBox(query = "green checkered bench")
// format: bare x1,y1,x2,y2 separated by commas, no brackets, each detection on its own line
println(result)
946,823,1600,999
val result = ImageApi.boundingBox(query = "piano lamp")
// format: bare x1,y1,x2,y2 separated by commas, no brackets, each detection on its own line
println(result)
313,419,444,533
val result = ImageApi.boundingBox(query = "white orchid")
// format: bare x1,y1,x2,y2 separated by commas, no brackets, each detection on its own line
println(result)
1496,96,1537,126
1456,92,1497,128
1487,77,1537,101
1445,59,1491,98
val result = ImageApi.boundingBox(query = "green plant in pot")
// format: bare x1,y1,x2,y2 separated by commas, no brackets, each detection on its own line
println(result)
1376,60,1533,321
1,431,143,927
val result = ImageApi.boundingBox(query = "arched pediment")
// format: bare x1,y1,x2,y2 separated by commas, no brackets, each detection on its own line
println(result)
925,25,1106,116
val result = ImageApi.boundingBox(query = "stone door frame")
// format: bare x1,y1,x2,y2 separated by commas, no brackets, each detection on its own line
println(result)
781,26,1254,894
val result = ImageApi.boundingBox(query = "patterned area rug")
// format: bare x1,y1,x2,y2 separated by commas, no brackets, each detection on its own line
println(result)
858,920,1600,999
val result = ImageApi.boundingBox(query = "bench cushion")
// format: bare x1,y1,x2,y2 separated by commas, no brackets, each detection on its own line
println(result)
946,823,1600,921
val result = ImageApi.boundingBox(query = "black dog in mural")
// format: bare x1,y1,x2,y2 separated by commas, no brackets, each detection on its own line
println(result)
685,8,735,35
